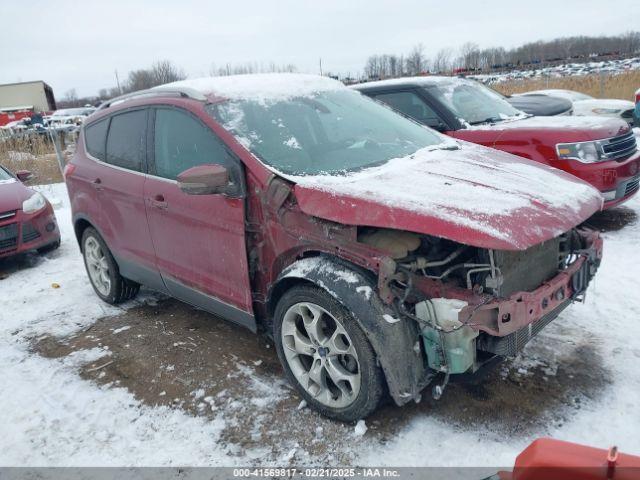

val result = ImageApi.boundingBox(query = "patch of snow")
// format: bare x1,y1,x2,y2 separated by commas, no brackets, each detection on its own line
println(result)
354,420,368,437
284,137,302,149
157,73,344,104
356,286,373,300
383,314,400,324
112,325,131,334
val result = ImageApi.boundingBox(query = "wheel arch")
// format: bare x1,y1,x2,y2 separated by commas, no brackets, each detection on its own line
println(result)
269,254,432,405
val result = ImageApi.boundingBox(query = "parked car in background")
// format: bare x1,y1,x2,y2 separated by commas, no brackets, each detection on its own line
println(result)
0,166,60,259
505,93,573,116
354,77,640,208
515,89,636,124
46,106,96,132
66,74,603,421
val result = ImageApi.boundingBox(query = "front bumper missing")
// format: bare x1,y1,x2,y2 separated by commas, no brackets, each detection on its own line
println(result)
460,230,602,339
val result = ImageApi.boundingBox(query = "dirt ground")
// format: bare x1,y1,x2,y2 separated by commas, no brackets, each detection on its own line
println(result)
11,207,630,463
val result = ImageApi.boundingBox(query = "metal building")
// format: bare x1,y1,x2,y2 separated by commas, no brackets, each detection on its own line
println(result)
0,80,57,112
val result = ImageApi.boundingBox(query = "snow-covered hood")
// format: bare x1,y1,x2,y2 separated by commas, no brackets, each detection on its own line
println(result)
0,179,32,212
572,99,635,116
292,143,603,251
461,115,631,143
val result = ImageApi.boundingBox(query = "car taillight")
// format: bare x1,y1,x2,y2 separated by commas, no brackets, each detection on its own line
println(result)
63,163,76,179
635,90,640,105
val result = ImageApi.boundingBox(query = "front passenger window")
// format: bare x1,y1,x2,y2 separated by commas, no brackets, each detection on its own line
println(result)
154,108,234,180
375,91,445,130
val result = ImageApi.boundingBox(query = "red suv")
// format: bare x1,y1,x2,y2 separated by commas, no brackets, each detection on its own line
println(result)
66,74,603,421
353,77,640,208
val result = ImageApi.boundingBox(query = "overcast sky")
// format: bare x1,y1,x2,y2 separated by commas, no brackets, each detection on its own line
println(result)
1,0,638,98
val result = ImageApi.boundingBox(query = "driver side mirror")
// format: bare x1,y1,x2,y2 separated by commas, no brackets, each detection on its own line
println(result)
16,170,34,182
177,164,230,195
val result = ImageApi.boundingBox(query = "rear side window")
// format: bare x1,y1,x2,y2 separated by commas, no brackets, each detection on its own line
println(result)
106,110,147,171
84,118,109,161
153,108,234,180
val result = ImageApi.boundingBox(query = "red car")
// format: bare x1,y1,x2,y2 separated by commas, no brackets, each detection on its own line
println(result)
0,166,60,259
353,77,640,209
66,74,603,421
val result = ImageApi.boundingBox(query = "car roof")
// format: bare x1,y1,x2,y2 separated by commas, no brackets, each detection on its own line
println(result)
351,76,467,91
97,73,347,114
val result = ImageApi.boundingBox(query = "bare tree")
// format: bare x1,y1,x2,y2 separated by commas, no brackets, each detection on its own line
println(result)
405,43,427,75
433,48,453,73
459,42,481,70
151,60,186,85
63,88,79,106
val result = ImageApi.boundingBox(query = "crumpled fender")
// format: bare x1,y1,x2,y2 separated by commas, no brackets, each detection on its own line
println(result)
275,255,432,405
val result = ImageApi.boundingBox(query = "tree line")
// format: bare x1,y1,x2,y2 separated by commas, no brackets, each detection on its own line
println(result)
363,31,640,79
59,60,298,108
58,31,640,107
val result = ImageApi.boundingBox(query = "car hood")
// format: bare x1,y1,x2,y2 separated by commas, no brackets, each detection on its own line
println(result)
506,95,573,116
461,115,631,143
573,99,635,113
291,143,602,251
0,179,31,212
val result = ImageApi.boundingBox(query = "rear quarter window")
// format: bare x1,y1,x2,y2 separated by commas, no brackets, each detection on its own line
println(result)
105,109,147,171
84,118,109,161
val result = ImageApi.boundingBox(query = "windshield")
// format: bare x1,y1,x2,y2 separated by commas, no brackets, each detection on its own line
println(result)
0,167,14,182
207,89,445,176
424,80,525,125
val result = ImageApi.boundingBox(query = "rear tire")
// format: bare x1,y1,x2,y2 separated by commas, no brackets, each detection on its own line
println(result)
274,284,385,422
81,227,139,304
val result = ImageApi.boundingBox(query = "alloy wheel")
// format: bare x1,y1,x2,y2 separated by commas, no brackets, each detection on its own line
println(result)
84,236,111,296
281,301,361,408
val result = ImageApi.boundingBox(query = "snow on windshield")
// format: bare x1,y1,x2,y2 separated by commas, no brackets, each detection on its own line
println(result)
425,80,526,125
207,88,445,176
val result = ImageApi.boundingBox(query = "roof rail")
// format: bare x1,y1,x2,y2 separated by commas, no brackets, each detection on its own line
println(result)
97,86,207,111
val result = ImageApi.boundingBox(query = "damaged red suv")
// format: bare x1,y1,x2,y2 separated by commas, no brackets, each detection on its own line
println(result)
65,74,603,421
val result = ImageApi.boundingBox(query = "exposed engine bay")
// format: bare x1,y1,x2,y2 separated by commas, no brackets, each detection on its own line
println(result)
358,227,602,387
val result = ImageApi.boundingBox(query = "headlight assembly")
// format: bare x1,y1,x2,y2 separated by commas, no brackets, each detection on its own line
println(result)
22,192,47,214
556,141,602,163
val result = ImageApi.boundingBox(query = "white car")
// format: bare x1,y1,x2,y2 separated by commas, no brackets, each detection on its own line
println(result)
47,107,96,128
517,89,635,124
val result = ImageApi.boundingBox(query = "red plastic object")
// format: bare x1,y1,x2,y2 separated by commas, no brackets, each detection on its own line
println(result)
499,438,640,480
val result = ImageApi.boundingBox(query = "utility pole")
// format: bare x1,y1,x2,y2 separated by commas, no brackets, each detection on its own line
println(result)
319,58,323,76
115,70,122,94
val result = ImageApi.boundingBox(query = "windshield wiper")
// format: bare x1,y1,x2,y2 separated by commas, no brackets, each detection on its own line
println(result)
468,117,503,126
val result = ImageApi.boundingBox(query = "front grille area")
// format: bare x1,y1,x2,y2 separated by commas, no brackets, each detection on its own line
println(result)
21,222,41,243
0,223,18,251
625,176,640,197
601,131,637,160
478,301,571,356
493,237,561,297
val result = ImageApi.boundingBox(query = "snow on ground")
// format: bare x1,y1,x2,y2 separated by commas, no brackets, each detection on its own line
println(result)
0,184,237,466
1,182,639,466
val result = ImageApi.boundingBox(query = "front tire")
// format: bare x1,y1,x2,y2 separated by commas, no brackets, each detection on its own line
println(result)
274,285,385,422
81,227,139,304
